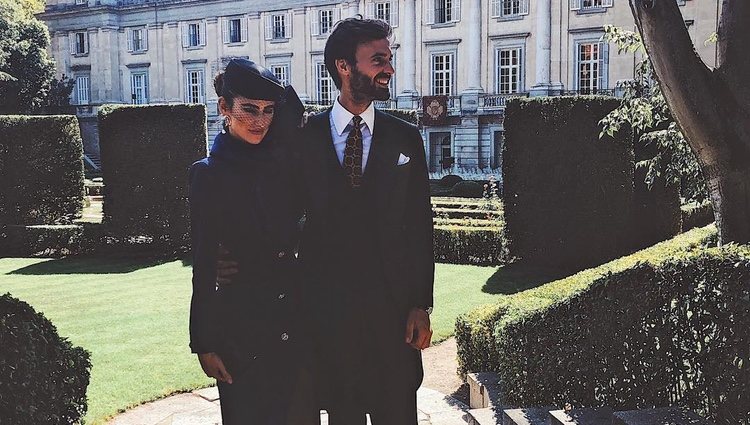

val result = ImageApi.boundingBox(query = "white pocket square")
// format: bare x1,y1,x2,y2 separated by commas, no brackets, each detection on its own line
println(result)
397,153,411,165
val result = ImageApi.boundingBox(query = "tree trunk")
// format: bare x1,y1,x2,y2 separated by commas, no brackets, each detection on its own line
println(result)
630,0,750,244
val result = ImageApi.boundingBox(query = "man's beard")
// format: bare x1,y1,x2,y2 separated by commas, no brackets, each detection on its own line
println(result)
350,65,390,102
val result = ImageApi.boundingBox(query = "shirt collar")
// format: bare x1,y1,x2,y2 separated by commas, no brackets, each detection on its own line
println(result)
331,97,376,136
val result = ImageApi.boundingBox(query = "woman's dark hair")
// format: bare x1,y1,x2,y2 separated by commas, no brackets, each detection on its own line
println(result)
324,16,392,89
214,71,235,108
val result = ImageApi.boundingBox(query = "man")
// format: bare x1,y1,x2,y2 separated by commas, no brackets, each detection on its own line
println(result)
297,17,434,425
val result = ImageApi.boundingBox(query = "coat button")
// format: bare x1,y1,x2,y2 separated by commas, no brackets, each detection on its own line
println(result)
277,251,285,258
281,332,289,341
278,293,286,300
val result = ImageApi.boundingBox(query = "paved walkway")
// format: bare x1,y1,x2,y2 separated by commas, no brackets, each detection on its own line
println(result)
108,386,469,425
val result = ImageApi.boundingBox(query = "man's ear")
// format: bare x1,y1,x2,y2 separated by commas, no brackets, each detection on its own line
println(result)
335,58,350,78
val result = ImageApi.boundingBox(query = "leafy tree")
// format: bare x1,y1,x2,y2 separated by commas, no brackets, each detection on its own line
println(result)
600,26,708,205
0,0,55,113
618,1,749,245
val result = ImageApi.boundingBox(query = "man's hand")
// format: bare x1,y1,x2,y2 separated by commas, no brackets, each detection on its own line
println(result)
216,243,239,286
405,308,432,350
198,352,233,384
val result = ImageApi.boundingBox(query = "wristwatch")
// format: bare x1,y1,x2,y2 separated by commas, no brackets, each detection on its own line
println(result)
423,306,433,315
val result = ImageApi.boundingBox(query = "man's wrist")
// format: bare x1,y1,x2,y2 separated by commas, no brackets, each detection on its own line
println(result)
421,306,433,315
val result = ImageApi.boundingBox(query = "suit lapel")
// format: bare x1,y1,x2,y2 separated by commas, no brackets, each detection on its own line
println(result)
367,110,402,211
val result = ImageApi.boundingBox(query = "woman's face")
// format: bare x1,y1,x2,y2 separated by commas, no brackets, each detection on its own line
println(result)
220,95,276,144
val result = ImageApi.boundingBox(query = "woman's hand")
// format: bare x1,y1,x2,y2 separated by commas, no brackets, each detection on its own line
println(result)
198,352,233,384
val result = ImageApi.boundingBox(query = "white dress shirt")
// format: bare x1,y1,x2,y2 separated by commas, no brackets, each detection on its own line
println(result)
329,98,376,173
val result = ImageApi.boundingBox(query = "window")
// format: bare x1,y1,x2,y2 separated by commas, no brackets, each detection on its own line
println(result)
127,27,148,53
311,8,340,36
265,12,292,40
491,0,528,18
182,22,205,48
366,1,399,27
427,0,460,24
270,64,290,87
570,0,613,11
316,62,334,105
185,69,205,104
131,72,148,104
431,53,453,96
223,17,247,44
70,31,88,55
75,75,90,105
429,132,452,171
576,42,606,94
497,47,522,94
75,0,87,5
320,9,333,34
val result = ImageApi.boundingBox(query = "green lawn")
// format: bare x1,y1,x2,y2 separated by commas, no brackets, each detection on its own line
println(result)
0,257,514,424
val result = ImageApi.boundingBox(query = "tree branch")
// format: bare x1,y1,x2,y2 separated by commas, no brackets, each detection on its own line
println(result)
630,0,734,170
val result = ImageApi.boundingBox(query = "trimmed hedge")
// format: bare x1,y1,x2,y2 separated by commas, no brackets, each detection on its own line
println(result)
0,115,84,226
631,165,682,249
0,293,91,424
493,245,749,423
98,104,207,254
456,224,716,377
434,225,507,266
682,202,715,231
440,174,464,187
502,97,634,271
452,181,484,198
0,225,83,257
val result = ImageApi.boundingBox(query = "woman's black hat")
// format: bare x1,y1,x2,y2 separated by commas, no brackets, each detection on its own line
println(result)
223,58,284,100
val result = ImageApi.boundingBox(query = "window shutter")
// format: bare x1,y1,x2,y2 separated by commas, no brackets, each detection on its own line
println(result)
603,0,613,6
491,0,500,16
366,2,375,19
390,1,399,27
426,1,435,24
570,0,581,10
144,73,149,103
334,7,341,24
520,0,529,15
286,11,292,38
310,11,320,36
451,0,461,22
143,28,148,50
600,42,609,90
222,18,230,43
70,33,76,54
181,23,189,47
199,70,205,103
200,21,206,46
264,15,272,40
240,17,248,42
127,29,134,52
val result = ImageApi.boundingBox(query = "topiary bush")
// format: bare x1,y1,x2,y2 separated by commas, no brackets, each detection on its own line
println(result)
98,104,207,255
493,245,749,424
631,164,682,249
0,225,83,257
452,181,484,198
440,174,464,188
682,201,714,231
456,225,716,378
434,225,507,266
0,115,84,226
502,96,634,271
0,293,91,424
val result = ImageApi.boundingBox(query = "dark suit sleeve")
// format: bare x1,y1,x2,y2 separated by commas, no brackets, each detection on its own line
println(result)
406,126,435,309
188,161,222,354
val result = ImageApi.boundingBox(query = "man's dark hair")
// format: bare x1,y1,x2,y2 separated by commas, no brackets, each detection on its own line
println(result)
324,16,392,89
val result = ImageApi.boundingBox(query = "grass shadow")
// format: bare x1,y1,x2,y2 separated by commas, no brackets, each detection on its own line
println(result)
7,255,174,275
482,261,572,295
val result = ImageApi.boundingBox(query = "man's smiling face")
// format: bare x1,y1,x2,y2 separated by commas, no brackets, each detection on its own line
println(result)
348,38,394,102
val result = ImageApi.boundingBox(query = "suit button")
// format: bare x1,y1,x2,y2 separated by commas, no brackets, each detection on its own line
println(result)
278,293,286,300
281,332,289,341
277,251,285,258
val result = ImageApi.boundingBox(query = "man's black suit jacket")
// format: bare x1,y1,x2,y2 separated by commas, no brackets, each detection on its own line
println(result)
297,109,434,320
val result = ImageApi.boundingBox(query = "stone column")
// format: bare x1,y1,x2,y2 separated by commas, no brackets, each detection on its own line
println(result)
530,0,552,96
397,0,418,109
463,0,482,94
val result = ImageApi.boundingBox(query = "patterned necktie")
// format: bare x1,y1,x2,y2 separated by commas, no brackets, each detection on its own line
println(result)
343,115,364,188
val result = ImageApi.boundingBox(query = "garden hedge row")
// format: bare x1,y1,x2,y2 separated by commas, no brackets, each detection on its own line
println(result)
682,201,715,231
502,97,634,271
0,115,84,226
0,293,91,424
493,244,749,424
98,104,207,254
456,224,716,377
630,165,682,249
434,225,507,266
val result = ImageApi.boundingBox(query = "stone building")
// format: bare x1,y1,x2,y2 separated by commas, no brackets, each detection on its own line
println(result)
39,0,719,173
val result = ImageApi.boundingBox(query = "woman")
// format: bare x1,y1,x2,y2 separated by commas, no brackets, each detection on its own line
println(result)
188,58,308,424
